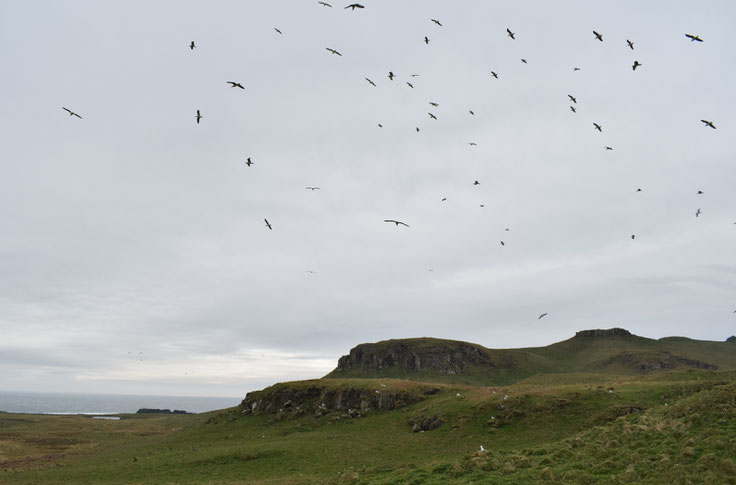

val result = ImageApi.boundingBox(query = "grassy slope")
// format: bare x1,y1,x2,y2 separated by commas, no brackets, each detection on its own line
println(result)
2,370,736,484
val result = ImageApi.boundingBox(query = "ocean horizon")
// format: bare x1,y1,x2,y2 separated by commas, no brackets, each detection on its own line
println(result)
0,390,241,415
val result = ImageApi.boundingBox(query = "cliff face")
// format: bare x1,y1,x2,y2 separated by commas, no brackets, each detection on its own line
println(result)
334,339,494,376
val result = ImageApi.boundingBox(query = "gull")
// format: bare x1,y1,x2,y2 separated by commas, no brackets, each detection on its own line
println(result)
593,30,603,41
570,106,576,113
195,110,202,124
345,3,364,10
593,123,602,132
685,34,703,42
305,186,320,190
388,71,395,80
365,77,376,86
416,127,420,132
326,47,342,56
480,445,485,452
227,81,245,89
410,74,420,77
431,19,442,26
428,112,437,119
573,67,581,71
491,71,498,79
429,101,439,107
631,235,636,240
306,270,317,274
468,142,477,146
318,1,332,6
696,208,702,217
500,241,505,246
377,123,382,128
697,190,704,195
627,39,634,50
441,197,447,201
62,107,82,119
521,58,527,64
245,157,253,166
469,110,474,115
568,94,577,103
473,180,480,185
632,60,642,71
506,28,515,39
189,41,196,50
424,36,430,45
538,313,548,319
605,146,613,150
264,219,272,230
636,188,642,192
274,28,282,34
701,120,716,129
406,82,414,88
384,219,409,227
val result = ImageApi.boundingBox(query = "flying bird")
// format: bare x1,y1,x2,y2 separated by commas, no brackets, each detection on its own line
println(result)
468,142,477,146
441,198,447,201
627,39,634,50
469,110,474,115
473,180,480,185
636,188,642,192
406,82,414,88
189,41,196,50
570,106,576,113
326,47,342,56
697,190,704,195
696,208,702,217
605,146,613,150
593,123,602,132
377,123,382,128
521,58,527,64
568,94,577,103
62,107,82,119
195,110,202,124
701,120,716,129
431,19,442,26
500,241,505,246
227,81,245,89
538,313,548,319
685,34,703,42
429,101,439,107
632,60,642,71
305,186,320,191
388,71,395,80
631,235,636,240
573,67,581,71
318,1,332,6
365,77,376,86
274,28,282,34
428,112,437,119
490,71,498,79
245,157,253,166
410,74,420,77
264,219,272,230
593,30,603,41
345,3,364,10
424,36,430,45
506,28,515,39
384,219,409,227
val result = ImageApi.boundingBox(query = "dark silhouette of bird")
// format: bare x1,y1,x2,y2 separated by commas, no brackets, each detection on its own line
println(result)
274,28,282,34
428,112,437,120
593,30,603,41
570,106,576,113
431,19,442,26
605,146,613,150
406,82,414,88
573,67,581,71
491,71,498,79
384,219,409,227
627,39,634,50
441,197,447,201
697,190,704,195
318,1,332,6
473,180,480,185
189,41,196,50
305,186,320,190
416,127,420,132
568,94,577,103
593,123,602,132
365,77,376,86
227,81,245,89
195,110,202,124
410,74,420,77
429,101,439,107
506,28,515,39
521,58,527,64
469,110,474,115
62,107,82,119
264,219,272,230
388,71,395,80
696,208,702,217
701,120,716,129
632,60,642,71
685,34,703,42
468,142,477,146
424,36,429,44
345,3,364,10
636,188,642,192
538,313,548,319
377,123,382,128
631,235,636,240
326,48,342,56
500,240,505,246
245,157,253,166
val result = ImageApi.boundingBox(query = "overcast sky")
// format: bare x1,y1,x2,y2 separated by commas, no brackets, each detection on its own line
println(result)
1,1,734,398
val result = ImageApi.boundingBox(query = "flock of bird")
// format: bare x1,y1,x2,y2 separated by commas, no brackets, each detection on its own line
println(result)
58,3,727,320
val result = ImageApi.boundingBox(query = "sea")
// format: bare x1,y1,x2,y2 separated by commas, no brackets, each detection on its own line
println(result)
0,391,241,415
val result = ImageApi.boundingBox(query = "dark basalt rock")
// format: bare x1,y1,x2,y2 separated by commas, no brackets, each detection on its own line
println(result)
595,351,717,372
575,328,633,338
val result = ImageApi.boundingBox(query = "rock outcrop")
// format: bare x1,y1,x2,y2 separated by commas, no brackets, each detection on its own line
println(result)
594,351,717,372
575,328,633,338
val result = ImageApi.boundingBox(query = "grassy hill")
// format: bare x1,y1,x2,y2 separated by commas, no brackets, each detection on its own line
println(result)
2,329,735,484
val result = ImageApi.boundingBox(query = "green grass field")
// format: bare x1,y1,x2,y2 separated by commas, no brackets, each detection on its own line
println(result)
2,369,735,484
